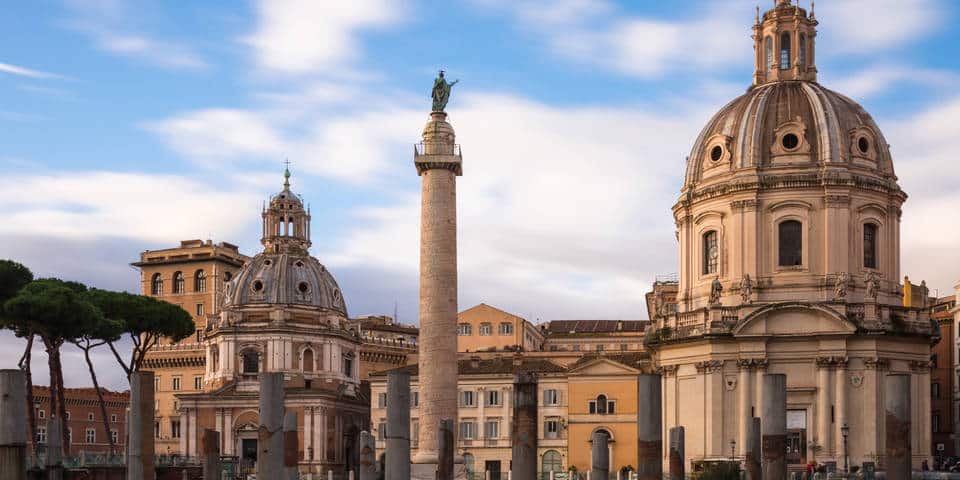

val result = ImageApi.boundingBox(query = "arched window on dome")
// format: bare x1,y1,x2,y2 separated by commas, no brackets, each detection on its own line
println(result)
780,32,791,69
151,273,163,296
765,36,774,72
702,231,719,275
863,223,878,269
172,271,185,294
799,33,806,67
194,269,206,293
242,351,260,375
778,220,803,266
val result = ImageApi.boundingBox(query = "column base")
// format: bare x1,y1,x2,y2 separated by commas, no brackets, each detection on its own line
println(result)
410,463,468,480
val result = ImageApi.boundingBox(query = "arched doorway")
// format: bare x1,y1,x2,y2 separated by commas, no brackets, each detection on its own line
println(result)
541,450,562,480
589,428,613,474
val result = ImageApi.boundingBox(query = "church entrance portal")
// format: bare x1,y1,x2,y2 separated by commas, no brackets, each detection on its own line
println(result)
786,410,808,465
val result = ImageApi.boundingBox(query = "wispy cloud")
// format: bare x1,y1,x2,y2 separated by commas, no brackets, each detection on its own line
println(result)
62,0,209,71
826,64,960,100
243,0,405,75
0,62,65,80
818,0,944,52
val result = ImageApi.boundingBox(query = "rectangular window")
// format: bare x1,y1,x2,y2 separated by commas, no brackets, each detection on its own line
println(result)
111,430,118,444
154,422,160,439
377,421,387,441
484,420,500,439
172,377,181,391
38,409,45,419
543,389,559,406
596,344,604,352
459,421,475,440
412,391,419,408
460,390,475,407
933,413,941,433
111,414,117,423
36,427,47,444
588,401,596,414
457,324,472,336
378,392,387,408
171,420,181,439
485,390,501,407
88,412,95,421
194,376,203,390
932,382,941,399
479,323,492,336
499,322,514,335
863,223,878,268
412,419,419,448
343,356,353,377
196,303,204,316
607,401,616,414
778,220,803,266
572,345,580,352
544,419,560,439
703,230,718,274
85,428,96,443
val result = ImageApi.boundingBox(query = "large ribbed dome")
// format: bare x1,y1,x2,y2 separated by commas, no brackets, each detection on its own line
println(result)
683,81,896,191
224,252,347,315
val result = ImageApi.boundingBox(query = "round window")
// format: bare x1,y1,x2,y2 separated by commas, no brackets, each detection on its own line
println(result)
298,282,309,293
858,136,869,154
782,133,799,150
710,145,723,162
252,280,264,292
264,259,272,266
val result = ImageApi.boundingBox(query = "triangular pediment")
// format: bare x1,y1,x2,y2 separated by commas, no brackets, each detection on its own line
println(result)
568,357,641,376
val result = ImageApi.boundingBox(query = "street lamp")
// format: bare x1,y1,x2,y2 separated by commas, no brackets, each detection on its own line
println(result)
730,439,737,461
841,423,850,474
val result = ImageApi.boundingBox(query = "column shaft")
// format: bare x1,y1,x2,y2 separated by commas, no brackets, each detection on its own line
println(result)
0,370,27,480
637,374,662,480
816,366,832,458
885,374,911,479
257,373,285,479
386,371,411,480
761,374,786,479
511,374,537,480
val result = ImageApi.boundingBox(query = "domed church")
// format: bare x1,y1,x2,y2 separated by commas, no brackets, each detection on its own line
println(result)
177,169,368,477
648,0,936,470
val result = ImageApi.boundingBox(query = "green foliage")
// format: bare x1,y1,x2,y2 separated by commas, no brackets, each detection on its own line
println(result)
0,259,33,304
2,278,104,342
698,461,741,480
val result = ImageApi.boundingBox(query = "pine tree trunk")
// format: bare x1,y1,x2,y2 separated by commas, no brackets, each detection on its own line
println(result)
53,347,69,455
82,345,116,455
21,335,38,461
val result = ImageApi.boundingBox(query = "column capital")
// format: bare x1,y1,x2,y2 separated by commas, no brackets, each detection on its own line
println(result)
815,356,848,369
909,360,932,373
737,357,768,371
695,360,724,374
863,357,890,370
657,365,679,377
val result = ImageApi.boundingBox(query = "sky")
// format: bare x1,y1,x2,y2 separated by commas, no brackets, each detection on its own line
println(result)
2,0,959,390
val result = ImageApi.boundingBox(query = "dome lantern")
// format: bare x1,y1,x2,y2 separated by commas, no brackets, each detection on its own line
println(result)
752,0,818,86
261,166,311,255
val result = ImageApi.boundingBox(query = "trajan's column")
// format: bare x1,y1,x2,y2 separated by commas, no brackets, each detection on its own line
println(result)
412,71,462,477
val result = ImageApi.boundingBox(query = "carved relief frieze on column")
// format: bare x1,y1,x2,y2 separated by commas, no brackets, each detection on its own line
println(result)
695,360,725,374
863,357,890,371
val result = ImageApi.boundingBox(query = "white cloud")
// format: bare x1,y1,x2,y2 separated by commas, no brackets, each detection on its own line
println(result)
62,0,208,71
0,62,65,80
817,0,942,52
0,171,257,242
826,65,960,100
244,0,403,75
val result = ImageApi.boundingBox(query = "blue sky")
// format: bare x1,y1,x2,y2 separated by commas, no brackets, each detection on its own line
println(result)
2,0,959,389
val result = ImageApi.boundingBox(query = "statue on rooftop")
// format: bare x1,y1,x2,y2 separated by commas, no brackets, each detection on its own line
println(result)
431,70,459,112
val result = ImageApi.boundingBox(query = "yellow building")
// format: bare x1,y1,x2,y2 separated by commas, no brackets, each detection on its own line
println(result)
541,320,649,355
457,304,544,353
565,354,645,478
132,239,248,454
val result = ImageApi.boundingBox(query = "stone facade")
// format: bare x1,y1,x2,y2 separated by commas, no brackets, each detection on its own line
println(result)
929,295,956,459
648,0,937,471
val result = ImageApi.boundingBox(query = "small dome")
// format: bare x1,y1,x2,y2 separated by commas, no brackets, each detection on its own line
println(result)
683,81,896,191
224,252,347,315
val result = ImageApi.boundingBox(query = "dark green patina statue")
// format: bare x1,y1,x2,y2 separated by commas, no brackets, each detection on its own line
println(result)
431,70,458,112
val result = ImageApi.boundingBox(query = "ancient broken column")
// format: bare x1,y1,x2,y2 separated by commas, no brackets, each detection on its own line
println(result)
636,374,662,480
591,430,610,480
437,419,454,480
412,106,463,474
668,427,684,480
885,374,911,480
202,429,220,480
359,431,377,480
744,417,761,480
128,371,155,480
257,372,285,479
511,373,537,480
386,370,411,480
0,370,27,480
761,374,787,480
283,411,298,480
46,417,63,480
